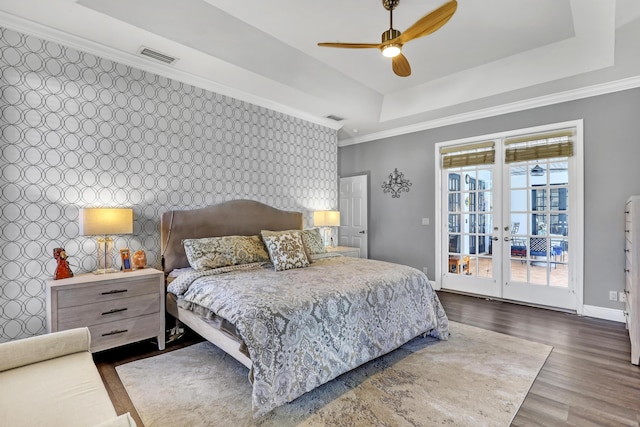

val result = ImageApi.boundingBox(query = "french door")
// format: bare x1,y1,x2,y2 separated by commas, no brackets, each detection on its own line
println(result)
437,122,583,311
442,160,502,297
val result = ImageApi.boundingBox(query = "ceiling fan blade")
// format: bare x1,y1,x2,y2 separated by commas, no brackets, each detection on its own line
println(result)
318,42,382,49
392,53,411,77
397,0,457,44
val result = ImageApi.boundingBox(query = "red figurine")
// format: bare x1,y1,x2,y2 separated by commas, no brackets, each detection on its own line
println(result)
53,247,74,280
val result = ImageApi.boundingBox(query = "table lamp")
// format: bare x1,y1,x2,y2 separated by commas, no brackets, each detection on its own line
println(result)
313,210,341,247
79,208,133,274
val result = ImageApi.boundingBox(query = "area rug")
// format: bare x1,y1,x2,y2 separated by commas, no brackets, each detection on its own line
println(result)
116,322,551,427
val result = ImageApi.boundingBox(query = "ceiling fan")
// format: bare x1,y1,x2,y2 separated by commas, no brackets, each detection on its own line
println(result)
318,0,458,77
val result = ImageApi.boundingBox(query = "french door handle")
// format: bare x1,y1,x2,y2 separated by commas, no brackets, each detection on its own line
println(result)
492,237,499,241
504,237,510,242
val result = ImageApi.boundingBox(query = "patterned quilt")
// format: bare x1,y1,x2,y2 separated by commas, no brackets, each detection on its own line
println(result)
168,256,449,417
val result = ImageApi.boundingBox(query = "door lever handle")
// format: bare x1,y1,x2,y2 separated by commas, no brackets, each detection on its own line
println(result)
504,237,510,242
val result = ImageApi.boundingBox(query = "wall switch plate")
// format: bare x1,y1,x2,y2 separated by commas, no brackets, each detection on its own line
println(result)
609,290,618,301
421,218,429,225
619,291,627,303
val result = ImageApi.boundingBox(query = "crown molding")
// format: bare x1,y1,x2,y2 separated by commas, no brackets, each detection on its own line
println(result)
0,11,343,131
339,75,640,147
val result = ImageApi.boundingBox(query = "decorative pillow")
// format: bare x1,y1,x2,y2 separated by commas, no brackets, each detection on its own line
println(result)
301,228,327,257
260,230,309,271
183,235,270,271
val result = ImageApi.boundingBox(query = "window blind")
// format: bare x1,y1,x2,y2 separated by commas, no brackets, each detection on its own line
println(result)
504,129,574,163
440,141,495,169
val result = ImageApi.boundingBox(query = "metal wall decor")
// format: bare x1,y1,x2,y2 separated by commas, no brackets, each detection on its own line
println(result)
382,168,412,198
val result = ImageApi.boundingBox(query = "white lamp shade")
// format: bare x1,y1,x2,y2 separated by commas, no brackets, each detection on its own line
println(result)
79,208,133,236
313,210,341,227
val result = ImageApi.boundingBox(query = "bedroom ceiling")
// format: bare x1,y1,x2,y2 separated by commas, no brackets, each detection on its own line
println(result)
1,1,640,144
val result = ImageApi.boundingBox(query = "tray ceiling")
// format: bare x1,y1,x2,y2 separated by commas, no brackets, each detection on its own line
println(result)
1,0,640,144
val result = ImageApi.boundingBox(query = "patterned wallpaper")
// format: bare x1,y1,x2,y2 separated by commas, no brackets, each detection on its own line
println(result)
0,27,338,341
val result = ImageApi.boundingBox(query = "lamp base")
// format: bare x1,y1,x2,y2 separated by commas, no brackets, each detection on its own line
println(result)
322,227,330,247
96,236,115,274
92,268,120,275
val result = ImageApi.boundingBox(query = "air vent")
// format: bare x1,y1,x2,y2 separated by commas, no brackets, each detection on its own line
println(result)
138,47,178,64
325,114,345,122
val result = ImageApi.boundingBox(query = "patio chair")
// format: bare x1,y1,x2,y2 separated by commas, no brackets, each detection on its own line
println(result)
510,222,527,258
530,237,564,268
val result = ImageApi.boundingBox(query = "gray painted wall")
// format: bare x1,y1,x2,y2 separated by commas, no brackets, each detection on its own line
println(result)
339,88,640,310
0,27,338,341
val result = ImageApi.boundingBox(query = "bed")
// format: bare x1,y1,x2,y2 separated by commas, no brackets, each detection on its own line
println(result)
161,199,449,417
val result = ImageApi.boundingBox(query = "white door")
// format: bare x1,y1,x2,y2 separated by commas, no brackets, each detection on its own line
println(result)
438,123,582,311
339,175,368,258
501,158,576,309
440,159,502,298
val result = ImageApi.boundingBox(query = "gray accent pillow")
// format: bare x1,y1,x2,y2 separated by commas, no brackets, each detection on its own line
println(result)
183,235,270,270
300,228,327,256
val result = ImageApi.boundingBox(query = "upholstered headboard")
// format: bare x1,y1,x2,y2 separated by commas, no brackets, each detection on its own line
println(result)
160,199,304,273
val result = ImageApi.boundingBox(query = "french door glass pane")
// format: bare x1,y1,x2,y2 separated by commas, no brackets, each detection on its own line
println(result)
447,167,493,278
508,159,569,288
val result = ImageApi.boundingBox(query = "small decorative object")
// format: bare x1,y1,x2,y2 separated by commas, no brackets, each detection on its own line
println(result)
382,168,412,198
132,249,147,269
530,164,545,176
120,248,132,272
53,247,74,280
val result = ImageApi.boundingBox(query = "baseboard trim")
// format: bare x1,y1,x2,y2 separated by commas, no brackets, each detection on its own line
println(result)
437,288,625,323
582,305,626,323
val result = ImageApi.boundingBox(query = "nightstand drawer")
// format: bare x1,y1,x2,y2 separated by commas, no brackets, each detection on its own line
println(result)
58,293,160,330
88,313,161,353
337,249,360,257
57,277,159,308
327,246,361,258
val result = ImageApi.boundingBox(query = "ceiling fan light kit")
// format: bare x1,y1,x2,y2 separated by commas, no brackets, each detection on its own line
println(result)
318,0,457,77
381,29,402,58
382,45,401,58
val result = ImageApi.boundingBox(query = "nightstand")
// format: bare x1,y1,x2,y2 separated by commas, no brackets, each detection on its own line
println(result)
46,268,165,352
327,246,361,258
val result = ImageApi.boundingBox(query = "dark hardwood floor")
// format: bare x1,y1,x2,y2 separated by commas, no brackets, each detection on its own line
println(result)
94,291,640,426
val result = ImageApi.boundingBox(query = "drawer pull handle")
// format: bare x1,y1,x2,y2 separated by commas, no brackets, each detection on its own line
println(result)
102,329,128,337
101,289,128,295
102,308,128,316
